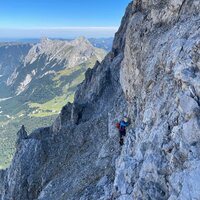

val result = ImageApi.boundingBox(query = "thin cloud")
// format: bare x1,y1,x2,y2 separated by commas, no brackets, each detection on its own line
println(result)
0,27,118,38
28,26,118,30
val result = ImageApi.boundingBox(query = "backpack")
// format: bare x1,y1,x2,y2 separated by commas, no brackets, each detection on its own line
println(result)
116,122,120,129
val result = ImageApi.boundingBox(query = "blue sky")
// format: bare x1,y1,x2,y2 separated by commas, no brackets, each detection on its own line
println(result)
0,0,131,38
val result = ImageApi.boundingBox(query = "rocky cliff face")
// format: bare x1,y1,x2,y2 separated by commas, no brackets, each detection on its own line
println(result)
0,43,32,97
115,1,200,199
1,0,200,200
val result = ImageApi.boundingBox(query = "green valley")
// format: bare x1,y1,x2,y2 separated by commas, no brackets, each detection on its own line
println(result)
0,37,107,168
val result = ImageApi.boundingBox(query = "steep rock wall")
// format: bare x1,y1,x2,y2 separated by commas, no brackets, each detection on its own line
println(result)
114,0,200,199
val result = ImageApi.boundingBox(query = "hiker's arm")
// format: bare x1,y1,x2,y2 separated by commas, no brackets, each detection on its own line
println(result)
125,122,129,127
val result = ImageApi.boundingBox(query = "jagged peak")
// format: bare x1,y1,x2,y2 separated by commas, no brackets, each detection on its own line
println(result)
24,36,105,67
40,37,50,43
75,36,87,42
71,36,92,47
16,125,28,145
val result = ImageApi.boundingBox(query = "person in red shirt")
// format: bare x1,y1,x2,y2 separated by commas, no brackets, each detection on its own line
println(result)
116,117,129,146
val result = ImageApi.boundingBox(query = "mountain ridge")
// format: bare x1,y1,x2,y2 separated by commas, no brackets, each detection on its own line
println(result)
0,37,106,169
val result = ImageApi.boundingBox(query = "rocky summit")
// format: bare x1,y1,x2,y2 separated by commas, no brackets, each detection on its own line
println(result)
1,0,200,199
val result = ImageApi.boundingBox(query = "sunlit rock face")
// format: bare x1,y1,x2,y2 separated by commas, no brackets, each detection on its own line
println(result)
1,0,200,200
116,0,200,199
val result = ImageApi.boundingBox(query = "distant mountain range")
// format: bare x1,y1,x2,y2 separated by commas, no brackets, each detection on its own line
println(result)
0,37,107,168
0,37,114,51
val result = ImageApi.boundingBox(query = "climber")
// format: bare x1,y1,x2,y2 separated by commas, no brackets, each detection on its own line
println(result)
116,117,129,146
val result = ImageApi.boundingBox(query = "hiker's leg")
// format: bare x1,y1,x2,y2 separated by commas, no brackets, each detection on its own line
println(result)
119,131,124,145
119,138,124,146
123,129,126,137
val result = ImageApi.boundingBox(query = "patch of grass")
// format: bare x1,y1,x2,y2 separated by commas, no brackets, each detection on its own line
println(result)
72,72,85,85
28,96,67,117
29,112,57,118
53,65,82,81
83,55,99,68
66,93,75,103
